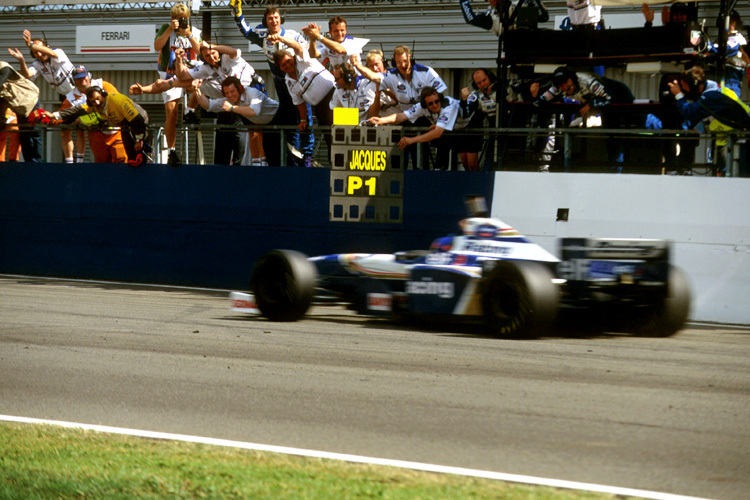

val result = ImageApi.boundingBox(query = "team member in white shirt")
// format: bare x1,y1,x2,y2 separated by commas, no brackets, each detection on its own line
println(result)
364,50,400,117
8,30,75,96
380,45,448,169
231,1,314,165
368,87,471,170
194,76,282,167
130,43,261,101
330,58,385,122
381,45,447,112
271,32,337,166
566,0,601,30
8,29,82,163
302,16,366,73
179,43,260,99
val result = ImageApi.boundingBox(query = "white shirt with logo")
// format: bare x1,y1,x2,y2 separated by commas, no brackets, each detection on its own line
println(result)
381,64,447,111
284,52,336,106
403,96,470,131
188,49,256,99
28,48,75,95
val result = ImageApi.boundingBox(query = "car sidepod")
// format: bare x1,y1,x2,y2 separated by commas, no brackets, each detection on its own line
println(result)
406,265,482,316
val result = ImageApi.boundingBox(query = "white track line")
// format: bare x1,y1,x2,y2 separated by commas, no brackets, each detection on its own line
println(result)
1,415,711,500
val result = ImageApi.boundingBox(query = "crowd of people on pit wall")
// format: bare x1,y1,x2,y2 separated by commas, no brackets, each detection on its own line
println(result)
1,1,749,174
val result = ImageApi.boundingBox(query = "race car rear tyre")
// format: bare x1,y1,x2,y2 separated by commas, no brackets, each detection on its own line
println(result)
481,260,559,339
250,250,316,322
631,265,691,337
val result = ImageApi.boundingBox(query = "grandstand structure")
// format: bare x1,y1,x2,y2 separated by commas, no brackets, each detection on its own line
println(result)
0,0,745,168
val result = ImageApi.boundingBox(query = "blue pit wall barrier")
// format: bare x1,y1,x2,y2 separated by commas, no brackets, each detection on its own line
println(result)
0,162,495,290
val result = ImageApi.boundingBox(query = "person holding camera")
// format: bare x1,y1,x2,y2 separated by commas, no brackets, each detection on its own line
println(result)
154,3,201,167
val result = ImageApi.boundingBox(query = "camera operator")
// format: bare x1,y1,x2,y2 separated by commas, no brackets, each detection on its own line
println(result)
154,3,202,167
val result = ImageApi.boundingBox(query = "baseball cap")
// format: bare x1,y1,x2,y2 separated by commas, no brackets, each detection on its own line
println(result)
72,66,90,79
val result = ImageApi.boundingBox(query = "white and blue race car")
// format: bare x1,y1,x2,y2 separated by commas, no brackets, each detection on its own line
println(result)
231,201,691,338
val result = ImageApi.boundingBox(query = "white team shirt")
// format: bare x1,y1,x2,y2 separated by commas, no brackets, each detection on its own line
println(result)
284,52,336,106
381,64,448,111
207,86,279,124
64,77,105,107
28,48,75,95
329,76,377,122
403,96,470,131
188,49,256,99
158,27,203,73
467,88,497,118
316,36,365,72
262,28,308,65
566,0,601,26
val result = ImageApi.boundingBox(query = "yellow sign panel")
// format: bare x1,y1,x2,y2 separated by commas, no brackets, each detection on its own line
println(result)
348,149,388,171
333,107,360,126
346,175,378,196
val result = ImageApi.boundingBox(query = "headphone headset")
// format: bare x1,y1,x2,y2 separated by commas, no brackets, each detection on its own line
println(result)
339,63,356,86
261,8,286,28
28,32,49,58
221,76,245,97
419,90,449,109
86,85,108,100
471,68,498,90
377,44,391,70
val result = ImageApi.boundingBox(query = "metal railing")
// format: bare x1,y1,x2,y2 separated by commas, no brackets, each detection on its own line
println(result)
7,122,748,177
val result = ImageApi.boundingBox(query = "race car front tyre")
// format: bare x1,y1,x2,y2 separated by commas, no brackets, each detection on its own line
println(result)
481,260,559,339
250,249,316,321
630,265,691,337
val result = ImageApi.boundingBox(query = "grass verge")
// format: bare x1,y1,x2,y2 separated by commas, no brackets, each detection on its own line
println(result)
1,422,635,499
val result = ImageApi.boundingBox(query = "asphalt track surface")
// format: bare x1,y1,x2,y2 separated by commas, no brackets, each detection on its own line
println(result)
1,276,749,500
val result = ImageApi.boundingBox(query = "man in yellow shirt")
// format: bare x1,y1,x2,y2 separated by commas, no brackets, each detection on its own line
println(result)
58,66,127,164
47,86,150,165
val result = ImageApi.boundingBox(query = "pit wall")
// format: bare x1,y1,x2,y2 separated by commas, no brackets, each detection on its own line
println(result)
490,172,750,325
0,163,494,290
1,163,747,325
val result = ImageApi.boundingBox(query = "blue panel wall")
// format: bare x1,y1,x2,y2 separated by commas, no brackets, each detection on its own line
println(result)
0,163,495,289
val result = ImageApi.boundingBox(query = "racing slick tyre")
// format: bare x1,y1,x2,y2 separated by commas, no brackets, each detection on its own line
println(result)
250,250,316,322
481,260,559,339
630,265,691,337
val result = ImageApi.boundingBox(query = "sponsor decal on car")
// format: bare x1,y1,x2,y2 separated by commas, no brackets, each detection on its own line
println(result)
406,280,455,299
229,292,260,313
462,240,512,255
367,293,392,311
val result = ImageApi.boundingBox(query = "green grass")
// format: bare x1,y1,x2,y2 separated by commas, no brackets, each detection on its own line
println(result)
0,422,634,499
